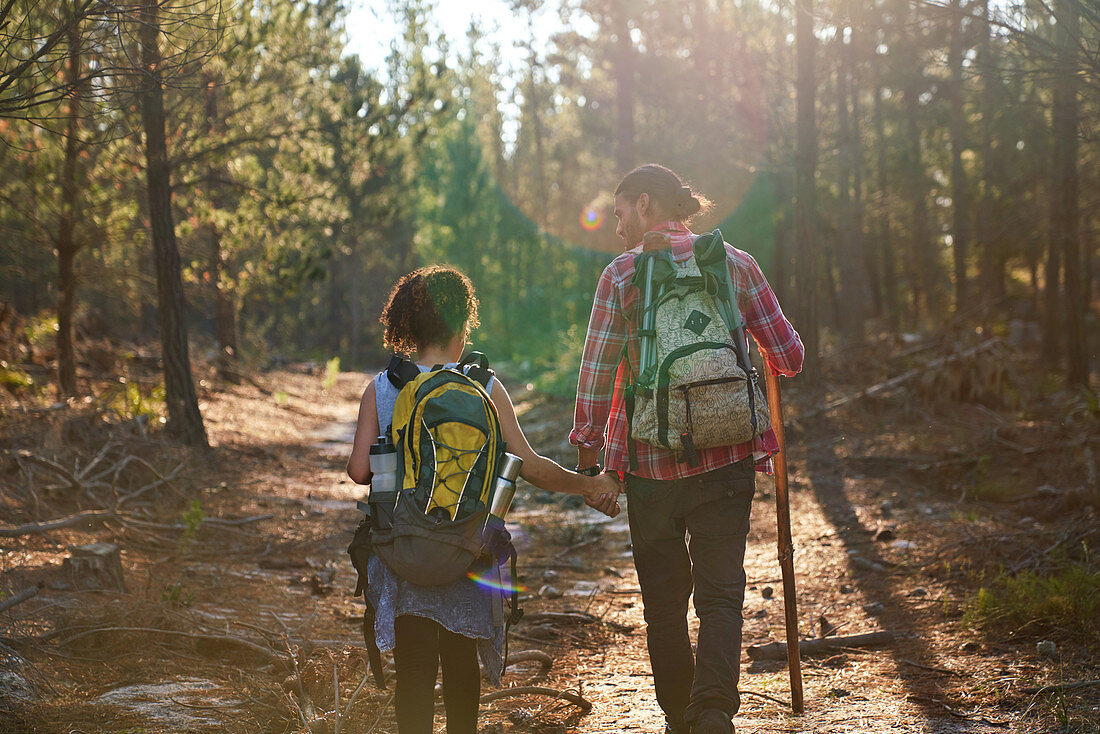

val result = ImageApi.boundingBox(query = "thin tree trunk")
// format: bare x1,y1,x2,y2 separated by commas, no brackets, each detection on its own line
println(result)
977,0,1002,302
56,10,82,397
1052,0,1086,385
203,72,239,383
836,35,863,345
949,0,971,312
848,31,875,322
139,0,208,448
1041,235,1062,363
773,169,793,305
874,81,898,331
796,0,819,385
899,0,936,325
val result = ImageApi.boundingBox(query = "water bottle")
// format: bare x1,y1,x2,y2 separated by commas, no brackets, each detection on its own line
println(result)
488,453,523,521
365,435,398,530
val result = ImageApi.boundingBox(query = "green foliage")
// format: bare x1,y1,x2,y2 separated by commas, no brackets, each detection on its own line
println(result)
532,325,585,398
0,363,33,391
1,0,1094,388
964,555,1100,637
24,314,57,346
323,356,340,391
101,381,165,421
160,583,193,606
181,500,205,542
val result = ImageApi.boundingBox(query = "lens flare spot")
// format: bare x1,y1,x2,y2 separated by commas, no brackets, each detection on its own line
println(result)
467,568,528,594
580,207,604,231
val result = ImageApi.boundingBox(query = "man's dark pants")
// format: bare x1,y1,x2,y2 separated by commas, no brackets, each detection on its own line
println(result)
625,458,755,730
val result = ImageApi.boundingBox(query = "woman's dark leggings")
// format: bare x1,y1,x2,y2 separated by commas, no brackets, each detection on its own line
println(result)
393,614,480,734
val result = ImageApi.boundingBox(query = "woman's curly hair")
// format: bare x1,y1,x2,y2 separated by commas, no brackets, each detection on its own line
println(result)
380,266,480,356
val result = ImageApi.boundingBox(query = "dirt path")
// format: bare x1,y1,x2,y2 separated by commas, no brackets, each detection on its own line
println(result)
2,368,1095,733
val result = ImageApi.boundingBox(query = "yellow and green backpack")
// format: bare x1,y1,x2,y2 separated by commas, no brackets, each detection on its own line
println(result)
372,353,507,587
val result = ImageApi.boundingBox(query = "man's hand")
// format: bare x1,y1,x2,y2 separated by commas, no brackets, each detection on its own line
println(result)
584,472,622,518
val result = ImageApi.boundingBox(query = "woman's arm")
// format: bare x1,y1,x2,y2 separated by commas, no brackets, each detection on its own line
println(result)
346,380,380,485
490,380,620,503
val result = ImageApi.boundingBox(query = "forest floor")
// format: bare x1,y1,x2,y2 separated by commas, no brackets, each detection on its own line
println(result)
1,354,1098,734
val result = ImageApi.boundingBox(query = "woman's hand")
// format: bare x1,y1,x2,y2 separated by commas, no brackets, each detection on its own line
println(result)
583,472,622,518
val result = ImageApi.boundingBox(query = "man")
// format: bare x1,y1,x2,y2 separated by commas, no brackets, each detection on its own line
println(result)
572,164,804,734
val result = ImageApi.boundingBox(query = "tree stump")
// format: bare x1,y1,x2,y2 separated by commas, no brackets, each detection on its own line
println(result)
63,542,127,592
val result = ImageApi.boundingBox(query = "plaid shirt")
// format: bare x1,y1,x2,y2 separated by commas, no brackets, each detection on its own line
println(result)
570,221,804,479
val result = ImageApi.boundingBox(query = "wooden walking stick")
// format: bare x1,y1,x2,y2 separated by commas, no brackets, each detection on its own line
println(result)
765,368,804,713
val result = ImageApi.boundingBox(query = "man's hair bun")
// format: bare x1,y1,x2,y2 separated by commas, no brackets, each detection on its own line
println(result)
615,164,711,222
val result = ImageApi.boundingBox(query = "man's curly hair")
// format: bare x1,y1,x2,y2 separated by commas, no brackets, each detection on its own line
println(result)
380,266,480,356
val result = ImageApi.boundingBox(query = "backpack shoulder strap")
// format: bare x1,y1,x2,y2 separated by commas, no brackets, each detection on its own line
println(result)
457,351,494,389
692,229,742,332
386,355,421,389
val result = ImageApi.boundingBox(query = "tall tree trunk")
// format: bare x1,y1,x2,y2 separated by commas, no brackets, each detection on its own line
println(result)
1052,0,1086,385
203,72,239,383
905,82,933,324
898,0,936,325
836,34,863,345
1041,235,1062,363
949,0,971,312
848,31,874,322
795,0,819,384
874,81,898,331
977,0,1003,302
56,11,82,398
139,0,208,448
773,169,793,305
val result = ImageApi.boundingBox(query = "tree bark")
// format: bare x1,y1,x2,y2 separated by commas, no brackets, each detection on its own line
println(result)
56,9,82,398
795,0,819,385
898,0,937,325
874,81,898,331
977,0,1003,302
949,0,971,312
139,0,208,448
848,30,874,322
203,72,239,383
836,34,863,345
1051,0,1087,385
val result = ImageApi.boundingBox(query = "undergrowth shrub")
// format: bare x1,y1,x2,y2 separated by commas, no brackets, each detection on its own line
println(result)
964,556,1100,638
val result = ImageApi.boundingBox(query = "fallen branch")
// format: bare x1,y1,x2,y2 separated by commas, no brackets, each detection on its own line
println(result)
747,631,895,661
801,338,1006,420
520,611,598,626
0,509,117,537
115,459,186,506
204,514,273,527
15,450,84,491
0,586,40,613
479,685,592,713
340,671,376,722
506,649,554,683
1021,679,1100,696
554,536,604,558
739,689,792,708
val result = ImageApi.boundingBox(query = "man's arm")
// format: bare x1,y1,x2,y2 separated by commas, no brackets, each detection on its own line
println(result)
730,248,804,376
570,265,629,458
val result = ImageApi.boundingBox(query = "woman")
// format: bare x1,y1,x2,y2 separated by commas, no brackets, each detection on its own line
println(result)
348,265,620,734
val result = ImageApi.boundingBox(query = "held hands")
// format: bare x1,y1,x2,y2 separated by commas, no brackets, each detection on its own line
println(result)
583,471,622,518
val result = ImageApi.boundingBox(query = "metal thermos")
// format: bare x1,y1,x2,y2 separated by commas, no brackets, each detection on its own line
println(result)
488,453,523,520
364,435,398,529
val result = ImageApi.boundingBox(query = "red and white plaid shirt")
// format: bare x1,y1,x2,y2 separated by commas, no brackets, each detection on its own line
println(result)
570,221,804,479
